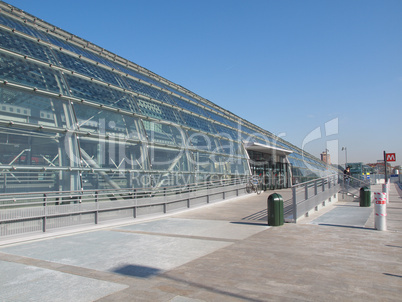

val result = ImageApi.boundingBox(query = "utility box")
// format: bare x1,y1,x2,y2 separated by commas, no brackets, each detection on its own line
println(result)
267,193,284,226
359,186,371,207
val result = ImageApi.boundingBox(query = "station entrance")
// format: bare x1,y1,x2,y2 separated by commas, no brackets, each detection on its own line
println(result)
245,142,292,190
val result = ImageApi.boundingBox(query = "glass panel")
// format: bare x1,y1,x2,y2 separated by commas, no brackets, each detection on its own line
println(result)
149,146,189,172
44,33,113,66
0,170,80,194
136,98,183,124
114,63,165,88
207,110,235,127
217,139,246,157
73,103,142,140
142,120,184,147
186,130,219,153
0,127,74,168
195,152,219,174
0,28,56,64
43,33,144,73
213,124,238,140
172,96,208,117
0,86,73,128
0,127,80,192
54,51,128,89
65,74,139,113
0,52,68,94
125,77,176,106
81,170,133,190
243,125,258,136
0,14,47,40
79,137,147,170
180,112,216,133
218,155,244,175
148,172,194,188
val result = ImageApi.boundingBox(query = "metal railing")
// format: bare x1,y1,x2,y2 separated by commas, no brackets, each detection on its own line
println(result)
287,174,340,222
340,174,371,198
0,177,248,239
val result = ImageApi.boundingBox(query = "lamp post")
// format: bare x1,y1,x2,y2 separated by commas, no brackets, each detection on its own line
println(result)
342,147,348,169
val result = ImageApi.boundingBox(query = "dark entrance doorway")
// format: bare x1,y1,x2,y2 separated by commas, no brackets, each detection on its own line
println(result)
247,150,290,190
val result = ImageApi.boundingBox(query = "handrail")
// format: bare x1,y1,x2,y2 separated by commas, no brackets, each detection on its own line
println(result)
0,176,248,206
289,174,340,223
292,173,337,189
340,174,370,197
0,175,248,237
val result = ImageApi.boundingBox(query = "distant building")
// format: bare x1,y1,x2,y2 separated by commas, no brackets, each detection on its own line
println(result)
321,151,331,165
366,162,393,175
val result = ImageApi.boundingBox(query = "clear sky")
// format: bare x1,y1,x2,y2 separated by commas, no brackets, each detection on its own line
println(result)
5,0,402,167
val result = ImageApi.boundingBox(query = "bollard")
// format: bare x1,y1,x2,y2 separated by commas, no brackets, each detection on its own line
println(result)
374,192,387,231
267,193,284,226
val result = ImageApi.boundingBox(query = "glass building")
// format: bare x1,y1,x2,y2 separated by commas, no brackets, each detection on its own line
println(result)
0,2,336,195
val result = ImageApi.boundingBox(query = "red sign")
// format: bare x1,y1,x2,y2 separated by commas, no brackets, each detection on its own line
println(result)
386,153,396,162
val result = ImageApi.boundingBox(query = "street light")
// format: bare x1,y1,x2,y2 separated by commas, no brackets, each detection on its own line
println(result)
342,147,348,169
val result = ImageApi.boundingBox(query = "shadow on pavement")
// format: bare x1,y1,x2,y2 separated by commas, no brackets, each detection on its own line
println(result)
317,223,375,230
112,264,161,278
230,221,268,226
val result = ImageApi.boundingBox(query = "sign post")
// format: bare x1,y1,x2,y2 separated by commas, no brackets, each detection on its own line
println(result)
384,152,396,183
384,151,387,183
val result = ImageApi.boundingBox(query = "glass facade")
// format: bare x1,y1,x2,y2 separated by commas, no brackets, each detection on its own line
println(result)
0,2,336,194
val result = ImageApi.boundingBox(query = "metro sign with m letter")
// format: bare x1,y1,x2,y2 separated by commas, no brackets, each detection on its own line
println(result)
386,153,396,162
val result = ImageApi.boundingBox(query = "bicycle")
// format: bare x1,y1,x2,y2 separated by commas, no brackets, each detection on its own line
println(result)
246,176,261,195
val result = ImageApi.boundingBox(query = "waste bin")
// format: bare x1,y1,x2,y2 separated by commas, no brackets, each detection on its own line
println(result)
267,193,284,226
359,186,371,207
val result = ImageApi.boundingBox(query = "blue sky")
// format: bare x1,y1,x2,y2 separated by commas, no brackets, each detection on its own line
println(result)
5,0,402,166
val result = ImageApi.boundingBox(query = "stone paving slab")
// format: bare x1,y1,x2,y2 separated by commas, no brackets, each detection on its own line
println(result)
0,229,233,275
164,223,401,301
0,260,128,302
310,202,374,227
118,218,269,240
0,185,401,301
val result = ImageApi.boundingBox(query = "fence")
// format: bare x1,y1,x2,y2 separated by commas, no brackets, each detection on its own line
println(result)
0,177,248,239
287,174,340,222
340,174,371,198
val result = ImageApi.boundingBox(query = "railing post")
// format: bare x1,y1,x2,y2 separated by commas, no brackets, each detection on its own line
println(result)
314,180,318,196
304,183,308,200
95,191,99,225
292,186,297,222
207,182,210,203
4,173,7,193
43,193,47,232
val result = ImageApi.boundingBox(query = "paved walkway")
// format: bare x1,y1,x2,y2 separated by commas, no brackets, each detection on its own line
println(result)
0,184,401,301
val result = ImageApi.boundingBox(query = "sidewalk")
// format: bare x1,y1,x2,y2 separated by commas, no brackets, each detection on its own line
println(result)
0,185,401,301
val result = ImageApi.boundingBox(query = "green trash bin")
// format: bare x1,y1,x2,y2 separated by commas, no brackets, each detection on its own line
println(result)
359,186,371,207
267,193,284,226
